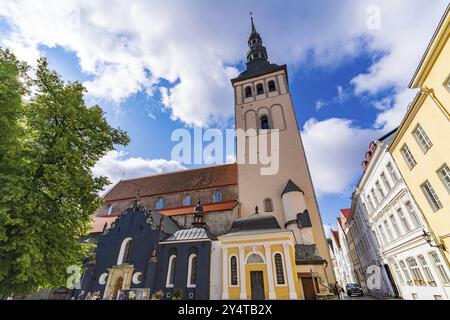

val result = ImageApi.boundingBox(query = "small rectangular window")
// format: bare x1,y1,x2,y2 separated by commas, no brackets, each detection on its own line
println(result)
437,164,450,192
421,180,443,211
400,144,417,169
413,124,432,152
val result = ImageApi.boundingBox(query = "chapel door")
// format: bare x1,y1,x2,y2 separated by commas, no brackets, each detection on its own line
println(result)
300,276,317,300
250,271,265,300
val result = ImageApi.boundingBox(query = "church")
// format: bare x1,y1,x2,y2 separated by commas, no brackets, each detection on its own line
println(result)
80,16,335,300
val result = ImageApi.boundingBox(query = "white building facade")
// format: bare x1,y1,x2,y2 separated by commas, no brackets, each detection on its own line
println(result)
349,191,395,297
356,131,450,300
330,215,357,288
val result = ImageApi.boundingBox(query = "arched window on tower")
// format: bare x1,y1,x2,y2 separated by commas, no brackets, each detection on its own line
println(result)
245,86,252,98
268,80,276,92
256,83,264,95
264,198,273,212
260,115,270,130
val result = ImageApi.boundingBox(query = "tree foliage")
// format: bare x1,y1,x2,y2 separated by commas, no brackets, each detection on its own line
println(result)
0,49,129,296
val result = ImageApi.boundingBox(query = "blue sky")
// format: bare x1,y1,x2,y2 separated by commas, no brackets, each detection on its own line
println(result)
1,0,448,231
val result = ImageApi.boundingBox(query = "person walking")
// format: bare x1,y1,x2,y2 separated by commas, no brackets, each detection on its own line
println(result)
77,291,85,300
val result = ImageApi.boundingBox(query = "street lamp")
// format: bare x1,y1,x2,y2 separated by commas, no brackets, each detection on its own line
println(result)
423,230,445,250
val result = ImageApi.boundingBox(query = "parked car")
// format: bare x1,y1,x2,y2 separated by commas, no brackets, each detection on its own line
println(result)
346,283,363,297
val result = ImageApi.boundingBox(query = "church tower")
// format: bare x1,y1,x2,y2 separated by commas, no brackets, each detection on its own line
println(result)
231,16,334,285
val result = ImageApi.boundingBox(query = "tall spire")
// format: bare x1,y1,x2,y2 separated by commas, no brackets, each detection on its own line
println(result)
250,11,256,34
246,12,269,66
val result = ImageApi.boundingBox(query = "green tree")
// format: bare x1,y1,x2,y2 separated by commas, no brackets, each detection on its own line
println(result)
0,50,129,296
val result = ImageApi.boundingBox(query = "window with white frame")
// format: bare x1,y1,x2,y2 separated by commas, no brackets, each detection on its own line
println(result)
371,189,379,205
404,201,420,228
429,252,450,285
187,253,197,288
437,164,450,192
413,124,433,152
393,262,405,285
397,207,411,232
375,181,385,200
421,180,443,211
383,220,394,242
400,144,417,169
273,253,286,285
389,214,401,237
366,195,374,212
400,260,412,284
166,254,177,288
106,204,113,216
378,224,387,244
230,255,238,286
381,172,391,192
407,257,425,285
387,162,399,183
418,255,435,286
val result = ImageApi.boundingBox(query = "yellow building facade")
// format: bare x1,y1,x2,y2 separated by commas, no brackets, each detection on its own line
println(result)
389,5,450,266
219,214,302,300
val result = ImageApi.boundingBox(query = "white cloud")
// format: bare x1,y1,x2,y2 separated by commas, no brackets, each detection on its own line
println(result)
92,150,185,191
301,118,384,195
0,0,446,128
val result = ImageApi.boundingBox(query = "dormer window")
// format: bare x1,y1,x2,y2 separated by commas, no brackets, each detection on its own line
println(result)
260,115,270,130
268,80,276,92
256,83,264,95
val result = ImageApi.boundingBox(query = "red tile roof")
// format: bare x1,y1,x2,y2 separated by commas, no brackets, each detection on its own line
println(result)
340,208,351,219
103,163,237,201
91,216,118,234
331,230,341,248
337,217,343,228
158,200,238,216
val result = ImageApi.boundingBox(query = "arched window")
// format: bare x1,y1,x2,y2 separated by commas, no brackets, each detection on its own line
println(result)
166,254,177,288
245,86,252,98
274,253,286,285
256,83,264,95
268,80,276,92
247,253,264,264
106,204,113,216
156,198,164,209
117,238,133,265
187,254,198,288
263,198,273,212
260,115,270,130
183,195,191,206
213,191,221,203
230,256,238,286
